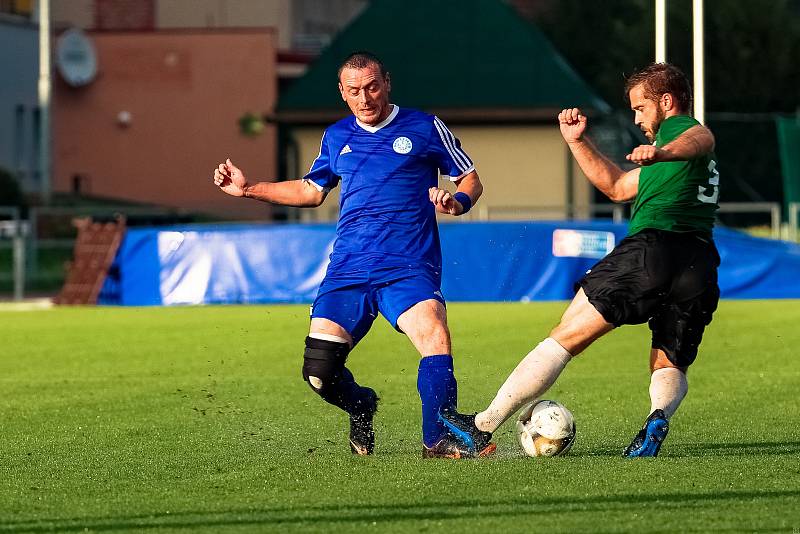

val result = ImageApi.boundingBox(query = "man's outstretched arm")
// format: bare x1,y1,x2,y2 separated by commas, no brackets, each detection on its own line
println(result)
558,108,640,203
626,125,715,165
429,170,483,216
213,158,326,207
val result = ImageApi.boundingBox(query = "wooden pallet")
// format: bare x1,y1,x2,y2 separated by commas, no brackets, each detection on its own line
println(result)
54,216,126,305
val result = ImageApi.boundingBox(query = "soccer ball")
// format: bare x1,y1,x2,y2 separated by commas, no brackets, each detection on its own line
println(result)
516,400,576,457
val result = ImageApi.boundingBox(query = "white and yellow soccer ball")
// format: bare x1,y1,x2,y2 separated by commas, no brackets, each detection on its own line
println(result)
516,400,576,457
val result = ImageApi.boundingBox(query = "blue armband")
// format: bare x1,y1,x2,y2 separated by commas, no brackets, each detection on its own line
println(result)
453,192,472,215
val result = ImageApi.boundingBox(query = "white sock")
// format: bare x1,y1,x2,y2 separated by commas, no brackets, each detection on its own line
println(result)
475,338,572,433
649,367,688,419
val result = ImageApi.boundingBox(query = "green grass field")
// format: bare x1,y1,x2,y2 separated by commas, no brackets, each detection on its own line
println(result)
1,301,799,533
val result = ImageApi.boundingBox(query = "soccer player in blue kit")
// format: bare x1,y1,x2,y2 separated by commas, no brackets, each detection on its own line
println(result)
213,52,492,458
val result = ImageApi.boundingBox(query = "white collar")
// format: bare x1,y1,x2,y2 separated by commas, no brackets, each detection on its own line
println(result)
356,105,399,133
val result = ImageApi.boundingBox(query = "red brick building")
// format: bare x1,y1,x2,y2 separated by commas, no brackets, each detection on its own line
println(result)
53,29,278,218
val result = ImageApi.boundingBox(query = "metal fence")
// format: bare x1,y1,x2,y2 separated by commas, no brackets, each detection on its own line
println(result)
790,202,800,243
470,202,783,236
472,203,627,223
0,206,187,301
0,202,796,301
0,207,25,301
716,202,782,240
24,206,191,277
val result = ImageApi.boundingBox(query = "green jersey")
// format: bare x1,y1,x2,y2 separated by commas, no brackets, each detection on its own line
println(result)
627,115,719,237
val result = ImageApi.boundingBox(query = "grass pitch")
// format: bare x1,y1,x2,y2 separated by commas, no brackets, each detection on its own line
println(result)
1,301,799,533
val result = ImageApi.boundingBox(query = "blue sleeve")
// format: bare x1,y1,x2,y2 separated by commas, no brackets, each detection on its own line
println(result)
428,116,475,181
302,130,340,191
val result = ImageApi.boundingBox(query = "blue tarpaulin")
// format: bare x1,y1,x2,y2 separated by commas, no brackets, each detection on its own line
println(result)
98,221,800,306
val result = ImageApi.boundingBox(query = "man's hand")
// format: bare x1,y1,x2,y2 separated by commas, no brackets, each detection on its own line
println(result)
558,108,588,143
626,145,668,166
213,158,248,197
429,187,463,216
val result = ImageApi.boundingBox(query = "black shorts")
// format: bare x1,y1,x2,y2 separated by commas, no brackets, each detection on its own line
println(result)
579,229,720,367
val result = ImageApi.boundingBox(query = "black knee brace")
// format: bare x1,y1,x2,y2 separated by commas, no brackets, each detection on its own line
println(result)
302,336,350,393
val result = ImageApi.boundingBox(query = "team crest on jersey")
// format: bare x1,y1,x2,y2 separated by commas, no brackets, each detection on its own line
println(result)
392,136,413,154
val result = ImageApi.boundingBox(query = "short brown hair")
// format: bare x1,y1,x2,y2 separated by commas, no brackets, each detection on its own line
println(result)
624,63,692,112
337,51,387,80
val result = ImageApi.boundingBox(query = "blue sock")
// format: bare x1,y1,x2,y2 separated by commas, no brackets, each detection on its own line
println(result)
417,354,458,447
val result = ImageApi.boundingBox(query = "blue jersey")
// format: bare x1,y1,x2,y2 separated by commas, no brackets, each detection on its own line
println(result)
303,106,474,273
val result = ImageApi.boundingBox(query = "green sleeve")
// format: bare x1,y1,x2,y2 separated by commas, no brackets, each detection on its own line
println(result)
656,116,701,146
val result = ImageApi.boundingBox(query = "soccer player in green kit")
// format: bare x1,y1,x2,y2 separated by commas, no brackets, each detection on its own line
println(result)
440,63,719,457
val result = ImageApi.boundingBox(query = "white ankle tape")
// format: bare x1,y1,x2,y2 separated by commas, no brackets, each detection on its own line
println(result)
309,332,350,344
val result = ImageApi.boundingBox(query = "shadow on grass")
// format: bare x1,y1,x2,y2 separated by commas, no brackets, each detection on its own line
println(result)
669,440,800,457
581,440,800,458
2,489,798,532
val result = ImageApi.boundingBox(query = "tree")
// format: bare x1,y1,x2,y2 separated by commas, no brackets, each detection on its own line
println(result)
528,0,800,113
524,0,800,205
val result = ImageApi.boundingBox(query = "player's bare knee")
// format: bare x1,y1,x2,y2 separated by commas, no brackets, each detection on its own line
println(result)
309,318,352,345
650,349,676,372
427,315,449,338
412,320,450,354
302,336,350,393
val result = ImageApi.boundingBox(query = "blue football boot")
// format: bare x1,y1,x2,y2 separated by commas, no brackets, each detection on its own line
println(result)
437,407,496,458
422,431,475,459
623,409,670,458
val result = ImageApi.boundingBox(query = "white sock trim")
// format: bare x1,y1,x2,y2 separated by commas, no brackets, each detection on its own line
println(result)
542,337,573,364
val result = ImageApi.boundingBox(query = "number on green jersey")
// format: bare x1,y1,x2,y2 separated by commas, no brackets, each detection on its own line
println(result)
697,160,719,204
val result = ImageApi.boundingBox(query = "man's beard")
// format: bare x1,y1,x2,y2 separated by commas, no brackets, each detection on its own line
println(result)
644,106,667,142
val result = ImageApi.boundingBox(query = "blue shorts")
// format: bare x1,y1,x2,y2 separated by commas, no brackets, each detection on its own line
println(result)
310,267,445,345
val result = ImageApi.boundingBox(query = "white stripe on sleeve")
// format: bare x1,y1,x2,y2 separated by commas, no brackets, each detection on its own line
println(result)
441,165,476,182
303,131,330,192
308,131,327,174
433,118,467,171
303,178,326,192
433,117,472,171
